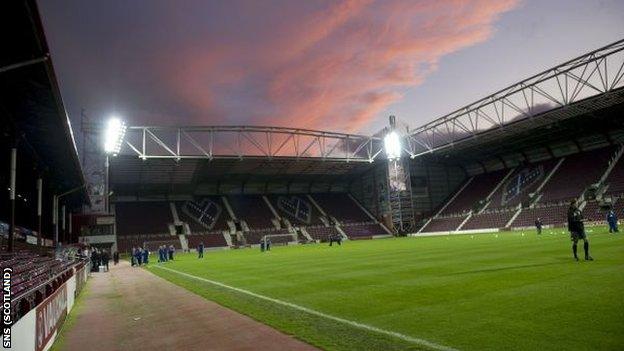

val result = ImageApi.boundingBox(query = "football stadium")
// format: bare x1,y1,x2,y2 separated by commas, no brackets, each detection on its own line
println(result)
2,1,624,350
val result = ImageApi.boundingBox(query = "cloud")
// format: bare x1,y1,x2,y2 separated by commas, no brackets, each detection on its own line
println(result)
41,0,519,133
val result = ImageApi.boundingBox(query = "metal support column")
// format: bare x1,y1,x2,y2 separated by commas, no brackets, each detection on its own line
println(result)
37,178,42,246
61,205,66,244
8,147,17,252
69,212,73,243
384,116,415,234
386,158,415,234
53,195,58,248
105,154,110,213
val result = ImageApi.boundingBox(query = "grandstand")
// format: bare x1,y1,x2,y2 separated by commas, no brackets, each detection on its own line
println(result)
419,144,624,232
1,2,93,350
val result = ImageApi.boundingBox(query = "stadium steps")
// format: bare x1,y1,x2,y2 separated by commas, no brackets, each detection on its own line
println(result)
263,195,281,221
179,234,188,251
598,143,624,185
347,194,392,234
221,196,237,220
486,168,516,202
477,168,516,214
455,211,473,231
530,157,566,206
434,177,473,217
219,231,232,246
306,194,328,217
299,227,314,242
505,205,523,227
347,193,377,222
271,218,282,229
170,202,181,224
417,177,474,234
335,225,348,240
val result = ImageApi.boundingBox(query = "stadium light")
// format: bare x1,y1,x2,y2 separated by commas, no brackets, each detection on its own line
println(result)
384,131,401,160
103,117,127,155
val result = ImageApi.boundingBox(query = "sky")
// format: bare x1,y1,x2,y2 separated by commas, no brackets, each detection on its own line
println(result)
38,0,624,136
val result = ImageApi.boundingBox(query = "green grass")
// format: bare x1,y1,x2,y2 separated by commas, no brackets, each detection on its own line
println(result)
146,227,624,351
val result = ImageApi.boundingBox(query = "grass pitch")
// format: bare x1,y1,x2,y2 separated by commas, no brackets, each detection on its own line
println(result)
147,227,624,351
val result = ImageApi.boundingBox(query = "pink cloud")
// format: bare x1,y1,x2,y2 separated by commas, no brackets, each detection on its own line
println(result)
43,0,519,132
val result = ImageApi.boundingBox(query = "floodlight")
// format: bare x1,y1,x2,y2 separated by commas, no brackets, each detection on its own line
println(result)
103,117,127,154
384,131,401,160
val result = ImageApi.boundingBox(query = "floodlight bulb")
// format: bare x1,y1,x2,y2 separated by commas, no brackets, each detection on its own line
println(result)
104,117,127,154
384,131,401,160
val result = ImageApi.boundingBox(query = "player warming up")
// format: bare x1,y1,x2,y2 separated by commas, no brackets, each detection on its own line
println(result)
198,242,204,258
567,200,593,261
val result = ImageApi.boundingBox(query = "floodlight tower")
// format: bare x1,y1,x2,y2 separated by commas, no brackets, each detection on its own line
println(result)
103,117,127,213
80,110,107,214
384,116,415,234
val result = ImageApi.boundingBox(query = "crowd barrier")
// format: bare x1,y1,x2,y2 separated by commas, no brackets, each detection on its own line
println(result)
9,262,89,351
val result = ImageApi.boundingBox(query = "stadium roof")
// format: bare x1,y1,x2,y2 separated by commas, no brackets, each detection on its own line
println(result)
111,40,624,196
0,0,88,204
406,39,624,161
110,156,376,197
420,87,624,169
109,125,383,196
109,38,624,192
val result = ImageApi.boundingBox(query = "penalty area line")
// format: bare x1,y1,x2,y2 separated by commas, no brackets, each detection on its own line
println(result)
152,265,458,351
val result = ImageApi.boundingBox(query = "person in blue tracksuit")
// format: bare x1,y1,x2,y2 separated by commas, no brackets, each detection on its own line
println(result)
198,242,204,258
142,247,149,264
168,245,175,260
158,245,166,262
134,247,142,266
607,209,619,233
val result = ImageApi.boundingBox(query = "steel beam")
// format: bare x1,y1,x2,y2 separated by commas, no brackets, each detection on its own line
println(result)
407,39,624,158
121,125,384,163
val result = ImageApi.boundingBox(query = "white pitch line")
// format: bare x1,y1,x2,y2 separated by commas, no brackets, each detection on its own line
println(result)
153,265,459,351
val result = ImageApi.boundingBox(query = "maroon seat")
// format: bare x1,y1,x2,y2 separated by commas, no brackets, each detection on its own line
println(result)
341,223,387,238
510,203,569,227
604,153,624,196
243,228,291,245
462,209,516,230
306,226,340,242
539,147,615,203
186,233,228,249
420,215,467,233
441,170,507,216
312,194,370,224
227,195,275,230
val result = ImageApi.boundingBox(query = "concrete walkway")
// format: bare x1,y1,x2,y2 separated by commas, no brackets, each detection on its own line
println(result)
58,261,317,350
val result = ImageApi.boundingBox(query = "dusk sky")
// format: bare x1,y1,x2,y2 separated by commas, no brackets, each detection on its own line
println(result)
38,0,624,135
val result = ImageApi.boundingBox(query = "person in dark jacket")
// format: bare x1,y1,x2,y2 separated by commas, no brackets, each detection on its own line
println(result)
329,233,342,246
535,218,543,235
168,245,175,260
135,247,143,266
142,247,149,264
607,209,618,233
567,200,593,261
113,251,120,265
198,242,204,258
101,250,110,272
161,245,168,262
91,249,100,271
